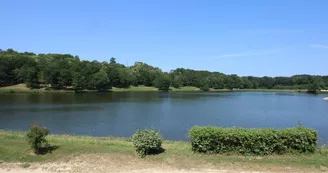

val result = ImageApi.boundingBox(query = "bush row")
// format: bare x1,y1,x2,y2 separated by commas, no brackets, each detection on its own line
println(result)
189,126,317,155
27,124,318,157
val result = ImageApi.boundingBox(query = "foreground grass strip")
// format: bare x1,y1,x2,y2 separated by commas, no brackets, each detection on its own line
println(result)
0,130,328,170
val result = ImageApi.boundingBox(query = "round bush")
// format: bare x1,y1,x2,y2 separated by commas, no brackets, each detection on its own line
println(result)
132,129,163,157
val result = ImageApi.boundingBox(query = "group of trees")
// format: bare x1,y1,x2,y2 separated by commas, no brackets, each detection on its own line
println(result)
1,49,327,92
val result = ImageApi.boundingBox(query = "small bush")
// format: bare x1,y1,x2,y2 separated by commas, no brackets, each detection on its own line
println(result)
26,124,50,154
189,126,317,155
132,129,163,157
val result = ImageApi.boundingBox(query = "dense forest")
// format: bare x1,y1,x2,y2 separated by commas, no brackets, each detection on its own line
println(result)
0,48,327,92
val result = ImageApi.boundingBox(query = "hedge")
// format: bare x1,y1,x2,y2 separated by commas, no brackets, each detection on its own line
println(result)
189,126,317,155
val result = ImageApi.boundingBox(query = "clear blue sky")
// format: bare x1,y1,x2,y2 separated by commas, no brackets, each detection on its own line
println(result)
1,0,328,76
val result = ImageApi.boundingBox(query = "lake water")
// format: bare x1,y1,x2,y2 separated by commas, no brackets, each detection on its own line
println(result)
0,92,328,144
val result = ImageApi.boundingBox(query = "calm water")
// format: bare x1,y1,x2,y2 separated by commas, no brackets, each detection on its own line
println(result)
0,92,328,144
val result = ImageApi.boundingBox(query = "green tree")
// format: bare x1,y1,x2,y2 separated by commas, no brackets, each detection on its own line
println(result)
88,70,111,91
19,66,39,88
259,76,275,89
153,74,171,91
224,76,234,90
58,69,72,87
200,84,210,91
2,48,328,92
132,62,162,86
72,72,87,91
171,75,183,88
307,77,323,93
110,57,116,64
117,67,136,88
241,77,253,89
208,74,224,89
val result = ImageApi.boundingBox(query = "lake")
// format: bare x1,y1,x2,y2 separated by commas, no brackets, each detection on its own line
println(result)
0,92,328,144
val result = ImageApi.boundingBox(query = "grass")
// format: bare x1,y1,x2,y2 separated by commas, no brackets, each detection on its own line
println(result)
0,130,328,170
170,86,201,92
0,84,74,93
22,163,30,168
111,85,159,92
1,84,328,94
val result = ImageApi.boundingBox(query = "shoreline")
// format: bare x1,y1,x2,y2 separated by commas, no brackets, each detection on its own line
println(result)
1,84,328,94
0,130,328,172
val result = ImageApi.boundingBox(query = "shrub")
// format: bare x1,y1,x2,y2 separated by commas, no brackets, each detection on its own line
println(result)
26,124,50,154
132,129,163,157
200,84,210,91
189,126,317,155
153,75,171,91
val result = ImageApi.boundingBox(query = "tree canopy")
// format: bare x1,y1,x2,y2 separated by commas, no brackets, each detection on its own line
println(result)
1,49,328,92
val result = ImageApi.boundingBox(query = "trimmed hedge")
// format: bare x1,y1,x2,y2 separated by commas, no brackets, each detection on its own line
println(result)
189,126,317,155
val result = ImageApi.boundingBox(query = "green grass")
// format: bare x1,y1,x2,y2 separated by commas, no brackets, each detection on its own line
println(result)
170,86,201,92
1,84,328,94
111,85,159,92
112,86,202,92
0,130,328,170
0,84,74,93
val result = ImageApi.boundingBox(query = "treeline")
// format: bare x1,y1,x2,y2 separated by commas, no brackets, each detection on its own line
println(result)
0,48,327,92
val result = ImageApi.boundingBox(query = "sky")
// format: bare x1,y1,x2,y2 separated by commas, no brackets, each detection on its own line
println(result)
1,0,328,77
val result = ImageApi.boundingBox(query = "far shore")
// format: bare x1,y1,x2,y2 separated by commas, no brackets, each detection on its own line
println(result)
0,84,328,94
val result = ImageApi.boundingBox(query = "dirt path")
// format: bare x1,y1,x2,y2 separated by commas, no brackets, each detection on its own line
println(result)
0,154,326,173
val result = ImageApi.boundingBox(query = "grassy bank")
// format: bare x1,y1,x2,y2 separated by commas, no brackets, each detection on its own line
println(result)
0,84,74,93
0,84,201,93
0,130,328,170
1,84,328,94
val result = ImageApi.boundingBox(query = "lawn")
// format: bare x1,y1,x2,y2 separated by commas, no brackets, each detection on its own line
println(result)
1,130,328,171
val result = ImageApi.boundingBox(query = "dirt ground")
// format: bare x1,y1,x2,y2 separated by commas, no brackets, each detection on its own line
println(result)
0,154,327,173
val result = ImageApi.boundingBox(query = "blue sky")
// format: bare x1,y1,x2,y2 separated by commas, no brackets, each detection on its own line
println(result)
1,0,328,76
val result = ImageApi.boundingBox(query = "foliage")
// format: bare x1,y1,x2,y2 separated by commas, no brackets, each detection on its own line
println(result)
72,72,87,91
117,67,136,88
131,62,162,86
308,82,320,93
26,124,50,154
88,70,111,91
307,77,324,93
132,129,163,157
200,84,210,91
153,74,171,91
1,49,328,91
2,130,328,168
189,126,317,155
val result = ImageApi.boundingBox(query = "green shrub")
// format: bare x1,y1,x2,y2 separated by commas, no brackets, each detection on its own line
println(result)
26,124,50,154
189,126,317,155
153,75,171,91
200,84,210,91
132,129,163,157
